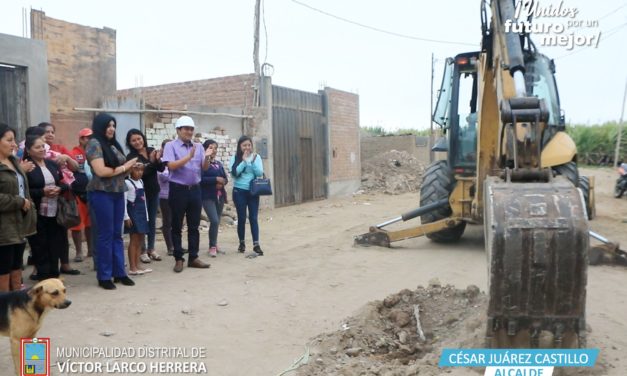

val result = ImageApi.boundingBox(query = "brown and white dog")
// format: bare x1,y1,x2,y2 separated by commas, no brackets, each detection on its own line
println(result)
0,278,71,375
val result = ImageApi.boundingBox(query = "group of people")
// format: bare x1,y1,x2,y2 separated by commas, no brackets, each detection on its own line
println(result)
0,113,266,291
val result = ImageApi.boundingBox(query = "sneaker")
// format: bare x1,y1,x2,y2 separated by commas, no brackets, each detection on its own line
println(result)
238,243,246,253
140,253,152,263
209,247,217,258
113,276,135,286
253,245,264,256
167,249,174,256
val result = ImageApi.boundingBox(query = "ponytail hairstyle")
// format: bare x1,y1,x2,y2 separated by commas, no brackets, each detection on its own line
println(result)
23,135,43,161
125,128,148,153
202,139,217,150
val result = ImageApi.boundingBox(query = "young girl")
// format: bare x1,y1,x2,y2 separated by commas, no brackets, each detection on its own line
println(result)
124,163,152,275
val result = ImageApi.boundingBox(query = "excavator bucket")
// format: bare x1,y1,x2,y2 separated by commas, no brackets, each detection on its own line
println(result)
484,176,588,348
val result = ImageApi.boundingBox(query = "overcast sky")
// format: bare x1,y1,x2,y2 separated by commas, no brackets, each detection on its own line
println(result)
1,0,626,130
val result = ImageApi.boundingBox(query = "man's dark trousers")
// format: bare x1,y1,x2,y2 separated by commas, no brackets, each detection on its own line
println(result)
169,183,201,262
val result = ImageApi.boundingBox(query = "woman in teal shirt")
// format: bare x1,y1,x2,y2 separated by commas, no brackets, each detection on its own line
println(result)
230,136,264,256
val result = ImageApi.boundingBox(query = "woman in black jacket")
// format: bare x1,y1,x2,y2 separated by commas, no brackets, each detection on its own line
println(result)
126,128,165,262
24,135,70,280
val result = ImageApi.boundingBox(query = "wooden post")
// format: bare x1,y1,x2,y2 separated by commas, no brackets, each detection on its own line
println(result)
613,78,627,167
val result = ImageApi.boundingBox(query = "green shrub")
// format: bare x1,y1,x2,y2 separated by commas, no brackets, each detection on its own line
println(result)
567,122,627,164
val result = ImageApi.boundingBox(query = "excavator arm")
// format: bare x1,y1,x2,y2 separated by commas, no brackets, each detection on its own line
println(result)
480,0,588,348
355,0,590,348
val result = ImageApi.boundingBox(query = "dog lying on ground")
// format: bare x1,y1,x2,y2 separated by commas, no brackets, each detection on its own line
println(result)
0,278,71,375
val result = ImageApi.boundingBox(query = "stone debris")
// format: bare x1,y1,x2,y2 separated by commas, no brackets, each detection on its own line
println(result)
361,150,426,194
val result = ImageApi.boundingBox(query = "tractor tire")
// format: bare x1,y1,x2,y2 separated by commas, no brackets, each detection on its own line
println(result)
419,160,466,242
552,161,579,187
615,179,625,198
578,176,595,220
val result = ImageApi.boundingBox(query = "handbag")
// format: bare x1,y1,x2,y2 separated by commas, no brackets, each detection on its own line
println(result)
56,190,81,228
250,174,273,196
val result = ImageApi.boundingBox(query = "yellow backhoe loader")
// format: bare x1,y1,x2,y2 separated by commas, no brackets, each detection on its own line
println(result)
356,0,595,348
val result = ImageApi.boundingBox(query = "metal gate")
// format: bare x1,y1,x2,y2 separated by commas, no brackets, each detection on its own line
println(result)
272,85,327,207
0,65,29,138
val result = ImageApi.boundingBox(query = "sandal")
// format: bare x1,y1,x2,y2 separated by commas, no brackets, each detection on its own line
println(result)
139,253,152,263
128,270,145,276
74,255,84,262
148,251,162,261
138,268,153,273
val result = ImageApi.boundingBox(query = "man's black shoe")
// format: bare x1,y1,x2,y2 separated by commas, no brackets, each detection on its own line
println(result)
113,276,135,286
98,280,116,290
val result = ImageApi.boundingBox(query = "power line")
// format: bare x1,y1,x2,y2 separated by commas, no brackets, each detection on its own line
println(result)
555,21,627,60
291,0,477,47
555,3,627,60
598,2,627,21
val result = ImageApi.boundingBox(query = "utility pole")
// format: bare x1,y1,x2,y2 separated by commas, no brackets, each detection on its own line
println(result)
253,0,261,77
613,78,627,167
429,53,435,163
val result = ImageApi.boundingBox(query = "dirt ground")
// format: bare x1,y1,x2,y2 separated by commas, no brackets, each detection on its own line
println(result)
1,167,626,375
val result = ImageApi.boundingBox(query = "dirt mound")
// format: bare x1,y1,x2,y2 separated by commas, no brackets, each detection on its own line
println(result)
297,280,487,376
361,150,426,194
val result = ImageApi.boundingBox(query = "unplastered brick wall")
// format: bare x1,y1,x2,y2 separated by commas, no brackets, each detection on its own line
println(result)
116,74,256,110
326,87,360,182
31,10,116,146
145,122,238,172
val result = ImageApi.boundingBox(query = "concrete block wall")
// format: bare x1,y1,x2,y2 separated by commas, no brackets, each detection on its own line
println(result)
360,135,431,164
144,121,238,172
325,87,361,197
30,10,116,147
0,32,50,137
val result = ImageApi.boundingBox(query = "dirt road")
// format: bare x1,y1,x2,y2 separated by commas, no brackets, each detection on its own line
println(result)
1,167,625,375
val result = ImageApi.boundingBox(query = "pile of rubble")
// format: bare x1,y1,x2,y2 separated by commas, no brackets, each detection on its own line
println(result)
295,281,607,376
296,281,487,376
361,150,426,194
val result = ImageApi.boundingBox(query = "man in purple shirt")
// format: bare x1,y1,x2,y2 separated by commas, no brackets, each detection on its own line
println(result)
161,116,212,272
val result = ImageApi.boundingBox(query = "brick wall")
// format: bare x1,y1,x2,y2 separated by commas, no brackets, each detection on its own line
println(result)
31,10,116,147
117,74,256,112
326,88,360,183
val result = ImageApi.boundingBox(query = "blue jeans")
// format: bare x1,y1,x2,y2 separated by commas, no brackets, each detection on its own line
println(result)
89,191,126,281
169,183,201,261
144,192,159,251
202,198,224,248
232,188,260,243
87,192,98,269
